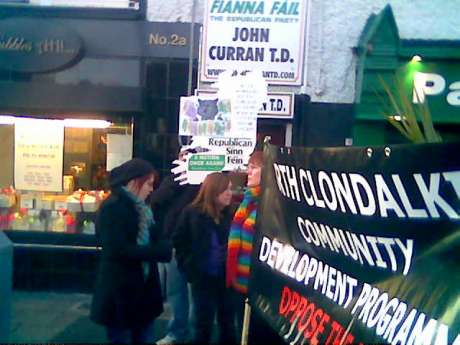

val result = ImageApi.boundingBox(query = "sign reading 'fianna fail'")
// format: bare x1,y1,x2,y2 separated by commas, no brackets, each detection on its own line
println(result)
201,0,308,85
249,143,460,345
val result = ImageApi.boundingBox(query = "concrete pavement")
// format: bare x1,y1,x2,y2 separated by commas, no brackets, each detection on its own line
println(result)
9,291,171,344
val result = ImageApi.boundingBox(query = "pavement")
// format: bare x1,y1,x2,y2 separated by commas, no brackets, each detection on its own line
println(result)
9,291,172,344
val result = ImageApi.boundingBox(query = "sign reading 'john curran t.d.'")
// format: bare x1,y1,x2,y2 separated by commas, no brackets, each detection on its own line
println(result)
201,0,308,85
249,143,460,345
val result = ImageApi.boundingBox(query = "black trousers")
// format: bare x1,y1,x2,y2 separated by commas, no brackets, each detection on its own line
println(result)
191,274,236,344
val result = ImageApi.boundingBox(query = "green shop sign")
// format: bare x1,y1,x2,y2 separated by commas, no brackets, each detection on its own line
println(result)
189,154,226,171
397,61,460,123
357,60,460,124
355,5,460,125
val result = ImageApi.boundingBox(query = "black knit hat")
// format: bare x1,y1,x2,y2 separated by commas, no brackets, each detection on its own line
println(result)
109,158,155,187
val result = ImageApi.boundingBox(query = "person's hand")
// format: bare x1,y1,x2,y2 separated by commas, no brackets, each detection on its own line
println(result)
171,160,188,185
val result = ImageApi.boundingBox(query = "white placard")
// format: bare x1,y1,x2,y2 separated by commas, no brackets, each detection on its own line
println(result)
171,136,258,185
14,118,64,192
258,92,294,118
106,133,133,171
197,89,294,119
175,72,267,184
201,0,308,85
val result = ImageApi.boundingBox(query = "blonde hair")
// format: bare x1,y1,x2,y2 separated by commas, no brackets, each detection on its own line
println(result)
191,172,231,220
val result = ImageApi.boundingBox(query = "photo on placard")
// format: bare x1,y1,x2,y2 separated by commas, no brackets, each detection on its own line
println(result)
179,96,232,137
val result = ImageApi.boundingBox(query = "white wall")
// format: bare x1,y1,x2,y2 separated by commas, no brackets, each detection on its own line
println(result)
147,0,204,23
302,0,460,104
148,0,460,104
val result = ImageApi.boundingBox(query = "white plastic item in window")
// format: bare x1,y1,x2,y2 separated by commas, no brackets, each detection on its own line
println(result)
82,220,95,235
29,210,44,231
51,211,66,232
11,211,30,231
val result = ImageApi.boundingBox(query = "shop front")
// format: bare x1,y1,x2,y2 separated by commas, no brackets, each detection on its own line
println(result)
0,14,200,291
354,5,460,146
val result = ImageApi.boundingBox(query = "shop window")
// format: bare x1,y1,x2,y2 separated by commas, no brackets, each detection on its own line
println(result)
0,116,133,235
140,59,198,177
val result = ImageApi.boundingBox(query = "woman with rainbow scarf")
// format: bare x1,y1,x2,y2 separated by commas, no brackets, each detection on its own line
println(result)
226,151,284,345
226,151,262,295
226,151,263,343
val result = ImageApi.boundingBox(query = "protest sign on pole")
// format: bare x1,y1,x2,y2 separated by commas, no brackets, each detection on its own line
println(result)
174,71,267,184
201,0,308,85
249,142,460,345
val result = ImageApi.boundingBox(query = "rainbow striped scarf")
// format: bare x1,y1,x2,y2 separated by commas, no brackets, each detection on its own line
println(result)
226,185,261,294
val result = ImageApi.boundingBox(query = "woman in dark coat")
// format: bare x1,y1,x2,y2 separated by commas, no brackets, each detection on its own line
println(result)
173,172,236,345
91,158,172,344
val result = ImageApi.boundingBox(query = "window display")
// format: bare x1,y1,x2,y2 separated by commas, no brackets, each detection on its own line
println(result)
0,116,133,235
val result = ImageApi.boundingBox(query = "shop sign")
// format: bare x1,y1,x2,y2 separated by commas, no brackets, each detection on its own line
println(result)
144,22,201,59
200,0,308,85
196,89,294,119
257,92,294,118
413,72,460,106
0,18,83,73
149,32,187,47
391,62,460,123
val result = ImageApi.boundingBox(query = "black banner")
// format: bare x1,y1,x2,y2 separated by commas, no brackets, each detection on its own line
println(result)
249,143,460,345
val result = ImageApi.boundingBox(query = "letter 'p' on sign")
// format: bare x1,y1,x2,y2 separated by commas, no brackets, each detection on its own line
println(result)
413,72,446,103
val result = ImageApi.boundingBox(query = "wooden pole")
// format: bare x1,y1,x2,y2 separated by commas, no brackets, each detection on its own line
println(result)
241,298,251,345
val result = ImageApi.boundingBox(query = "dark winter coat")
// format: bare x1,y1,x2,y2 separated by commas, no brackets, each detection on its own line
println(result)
90,188,172,328
172,205,233,283
150,175,200,238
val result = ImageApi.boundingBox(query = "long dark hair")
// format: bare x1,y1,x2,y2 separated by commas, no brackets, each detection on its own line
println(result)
191,172,230,220
129,173,154,195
